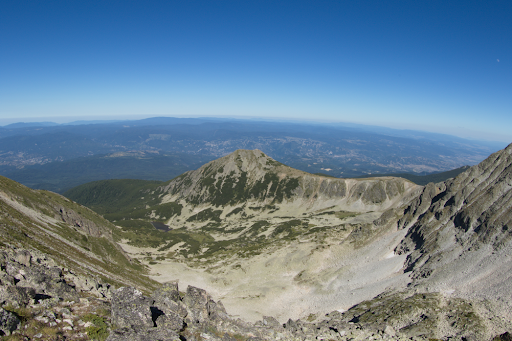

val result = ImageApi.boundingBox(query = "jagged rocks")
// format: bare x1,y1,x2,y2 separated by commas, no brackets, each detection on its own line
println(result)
108,283,279,341
107,284,194,340
0,248,81,308
183,285,217,325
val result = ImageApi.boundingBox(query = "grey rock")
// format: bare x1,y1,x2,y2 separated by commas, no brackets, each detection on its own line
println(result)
107,325,181,341
257,315,282,330
182,285,211,324
151,281,188,318
152,281,180,303
111,287,154,328
0,308,20,336
0,286,35,307
155,312,184,331
383,325,395,336
14,250,32,267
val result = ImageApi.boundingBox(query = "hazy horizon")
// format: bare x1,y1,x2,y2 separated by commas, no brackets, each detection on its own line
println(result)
1,1,510,142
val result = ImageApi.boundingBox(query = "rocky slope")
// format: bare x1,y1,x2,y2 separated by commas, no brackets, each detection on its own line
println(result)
0,175,158,293
393,143,512,322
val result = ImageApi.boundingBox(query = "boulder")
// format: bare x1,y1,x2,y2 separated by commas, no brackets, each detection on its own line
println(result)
182,285,210,324
0,286,35,307
111,287,154,328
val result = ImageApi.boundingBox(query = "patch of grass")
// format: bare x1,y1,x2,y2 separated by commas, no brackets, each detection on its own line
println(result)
83,313,109,341
335,211,359,219
187,208,222,222
226,206,244,217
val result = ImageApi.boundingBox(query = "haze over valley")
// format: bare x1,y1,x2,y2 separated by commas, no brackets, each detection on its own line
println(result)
0,117,503,193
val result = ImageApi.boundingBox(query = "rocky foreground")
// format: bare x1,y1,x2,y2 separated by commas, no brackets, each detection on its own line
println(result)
0,246,511,341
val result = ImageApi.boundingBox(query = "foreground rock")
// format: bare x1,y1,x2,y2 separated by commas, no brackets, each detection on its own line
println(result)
106,281,512,341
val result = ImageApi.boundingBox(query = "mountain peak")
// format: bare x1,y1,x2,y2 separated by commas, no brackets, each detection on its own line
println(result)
158,148,418,211
213,149,283,174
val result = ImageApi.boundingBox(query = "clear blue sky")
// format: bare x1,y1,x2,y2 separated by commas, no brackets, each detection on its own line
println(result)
1,1,510,142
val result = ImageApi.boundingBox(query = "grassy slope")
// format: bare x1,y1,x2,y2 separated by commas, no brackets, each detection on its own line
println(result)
0,175,159,293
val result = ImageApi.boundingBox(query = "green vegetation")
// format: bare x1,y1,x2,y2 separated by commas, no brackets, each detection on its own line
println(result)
64,179,185,222
226,206,244,217
83,314,109,341
187,208,223,222
64,179,163,214
335,211,359,219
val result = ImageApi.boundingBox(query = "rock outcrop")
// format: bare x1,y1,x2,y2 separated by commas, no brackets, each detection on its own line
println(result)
107,283,268,341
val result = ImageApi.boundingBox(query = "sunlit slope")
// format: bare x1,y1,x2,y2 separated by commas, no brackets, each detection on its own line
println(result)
0,175,159,292
324,143,512,340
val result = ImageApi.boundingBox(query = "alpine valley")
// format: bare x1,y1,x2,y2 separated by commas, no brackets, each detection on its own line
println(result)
1,144,512,340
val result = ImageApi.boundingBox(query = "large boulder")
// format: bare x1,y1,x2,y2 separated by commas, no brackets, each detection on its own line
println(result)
182,285,210,325
0,286,35,307
111,287,154,328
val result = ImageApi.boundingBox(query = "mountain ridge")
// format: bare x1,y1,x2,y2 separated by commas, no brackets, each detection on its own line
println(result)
159,149,420,212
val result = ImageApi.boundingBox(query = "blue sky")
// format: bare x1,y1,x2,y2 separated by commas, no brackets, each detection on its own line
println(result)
1,1,511,142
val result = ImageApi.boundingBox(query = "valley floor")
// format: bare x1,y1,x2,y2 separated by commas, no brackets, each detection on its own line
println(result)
119,225,411,322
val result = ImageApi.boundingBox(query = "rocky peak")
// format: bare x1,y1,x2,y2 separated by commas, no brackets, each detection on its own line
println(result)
159,149,303,206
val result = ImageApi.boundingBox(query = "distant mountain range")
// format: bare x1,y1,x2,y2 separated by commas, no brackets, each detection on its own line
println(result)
0,117,506,192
